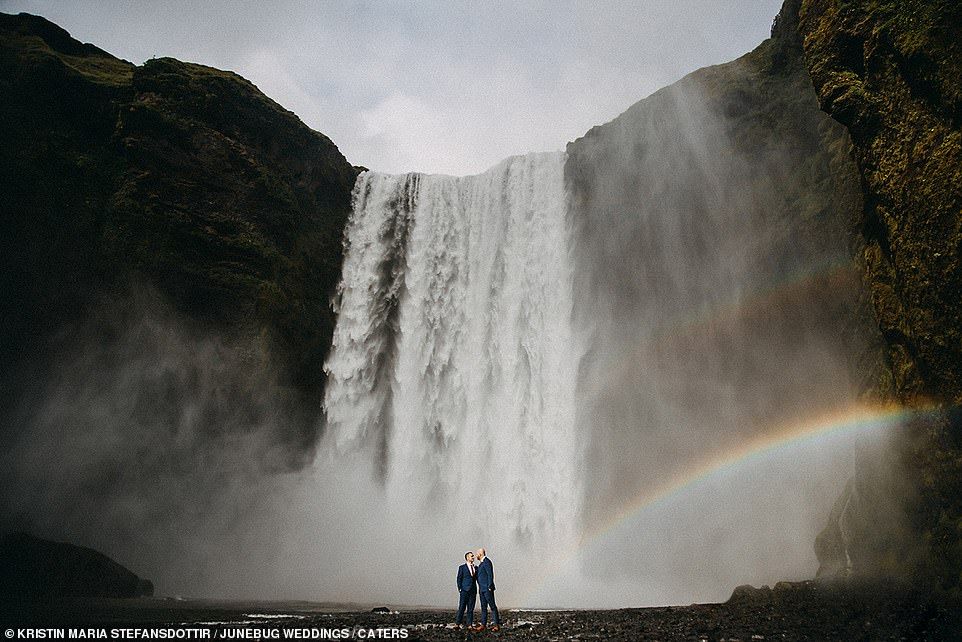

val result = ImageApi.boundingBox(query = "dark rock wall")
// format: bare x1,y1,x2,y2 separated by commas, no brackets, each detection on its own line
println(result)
0,12,359,575
0,532,153,599
0,12,358,461
800,0,962,405
797,0,962,590
564,0,876,531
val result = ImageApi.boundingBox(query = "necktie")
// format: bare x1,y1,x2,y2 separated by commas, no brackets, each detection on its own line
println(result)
470,564,475,576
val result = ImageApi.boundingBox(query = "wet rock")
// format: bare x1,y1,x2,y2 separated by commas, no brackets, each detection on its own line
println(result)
727,584,773,605
799,0,962,592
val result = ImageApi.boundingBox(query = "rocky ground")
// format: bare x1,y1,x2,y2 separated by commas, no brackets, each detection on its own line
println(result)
1,582,958,641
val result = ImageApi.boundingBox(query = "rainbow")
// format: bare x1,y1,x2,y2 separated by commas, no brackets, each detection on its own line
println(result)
661,259,858,340
584,258,859,399
518,401,934,605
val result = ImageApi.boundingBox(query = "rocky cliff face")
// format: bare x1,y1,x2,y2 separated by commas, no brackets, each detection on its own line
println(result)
0,12,358,568
564,0,878,534
797,0,962,590
0,12,357,462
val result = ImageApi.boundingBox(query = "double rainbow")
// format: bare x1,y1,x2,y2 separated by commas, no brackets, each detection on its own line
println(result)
519,402,931,605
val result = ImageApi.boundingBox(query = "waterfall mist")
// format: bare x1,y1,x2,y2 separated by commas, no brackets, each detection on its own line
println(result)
555,49,882,603
306,41,885,606
317,153,583,604
0,286,309,596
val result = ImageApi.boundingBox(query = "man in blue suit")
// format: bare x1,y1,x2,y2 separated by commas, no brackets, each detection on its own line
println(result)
455,551,478,628
475,547,500,631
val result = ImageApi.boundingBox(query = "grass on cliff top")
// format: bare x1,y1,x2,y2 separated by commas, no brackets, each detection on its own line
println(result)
1,30,133,87
140,57,313,130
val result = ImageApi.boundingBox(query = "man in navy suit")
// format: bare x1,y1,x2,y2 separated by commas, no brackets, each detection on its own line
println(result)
455,551,478,628
474,547,500,631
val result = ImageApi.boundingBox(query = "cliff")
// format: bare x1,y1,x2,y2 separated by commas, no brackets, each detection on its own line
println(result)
563,0,878,529
797,0,962,591
0,532,153,599
0,12,358,462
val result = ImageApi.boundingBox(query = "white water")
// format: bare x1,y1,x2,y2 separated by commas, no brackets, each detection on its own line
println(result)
323,151,581,550
309,124,876,607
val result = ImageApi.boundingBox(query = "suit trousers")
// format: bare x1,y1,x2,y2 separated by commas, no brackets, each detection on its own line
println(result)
456,589,476,625
479,589,499,626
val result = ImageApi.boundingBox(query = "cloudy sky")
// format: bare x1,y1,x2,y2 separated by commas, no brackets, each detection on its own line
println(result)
3,0,783,175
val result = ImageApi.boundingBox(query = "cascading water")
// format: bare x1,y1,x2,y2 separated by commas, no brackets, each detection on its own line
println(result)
323,152,581,550
314,60,882,608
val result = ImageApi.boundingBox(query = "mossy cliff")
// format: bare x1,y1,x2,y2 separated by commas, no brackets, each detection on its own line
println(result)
796,0,962,590
0,13,358,464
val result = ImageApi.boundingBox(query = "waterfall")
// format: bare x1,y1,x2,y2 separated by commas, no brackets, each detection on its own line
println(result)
317,73,876,608
323,152,580,547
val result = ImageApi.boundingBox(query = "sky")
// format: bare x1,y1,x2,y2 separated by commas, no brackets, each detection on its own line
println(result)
2,0,783,175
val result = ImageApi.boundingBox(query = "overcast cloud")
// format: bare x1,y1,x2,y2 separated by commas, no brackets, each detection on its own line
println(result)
2,0,783,175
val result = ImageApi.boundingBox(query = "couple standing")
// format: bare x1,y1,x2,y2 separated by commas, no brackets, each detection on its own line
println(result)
456,547,500,631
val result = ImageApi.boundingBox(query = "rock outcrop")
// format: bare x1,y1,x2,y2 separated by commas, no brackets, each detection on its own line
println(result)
0,12,358,461
0,532,153,599
797,0,962,591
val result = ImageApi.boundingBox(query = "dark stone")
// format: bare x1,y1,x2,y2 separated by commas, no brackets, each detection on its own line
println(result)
0,11,359,463
727,584,773,605
5,584,958,637
0,532,153,599
798,0,962,592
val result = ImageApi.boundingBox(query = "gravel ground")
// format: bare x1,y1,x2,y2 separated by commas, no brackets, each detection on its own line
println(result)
1,582,958,641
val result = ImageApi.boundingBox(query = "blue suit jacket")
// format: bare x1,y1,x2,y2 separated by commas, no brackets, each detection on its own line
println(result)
477,557,495,591
457,563,478,592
